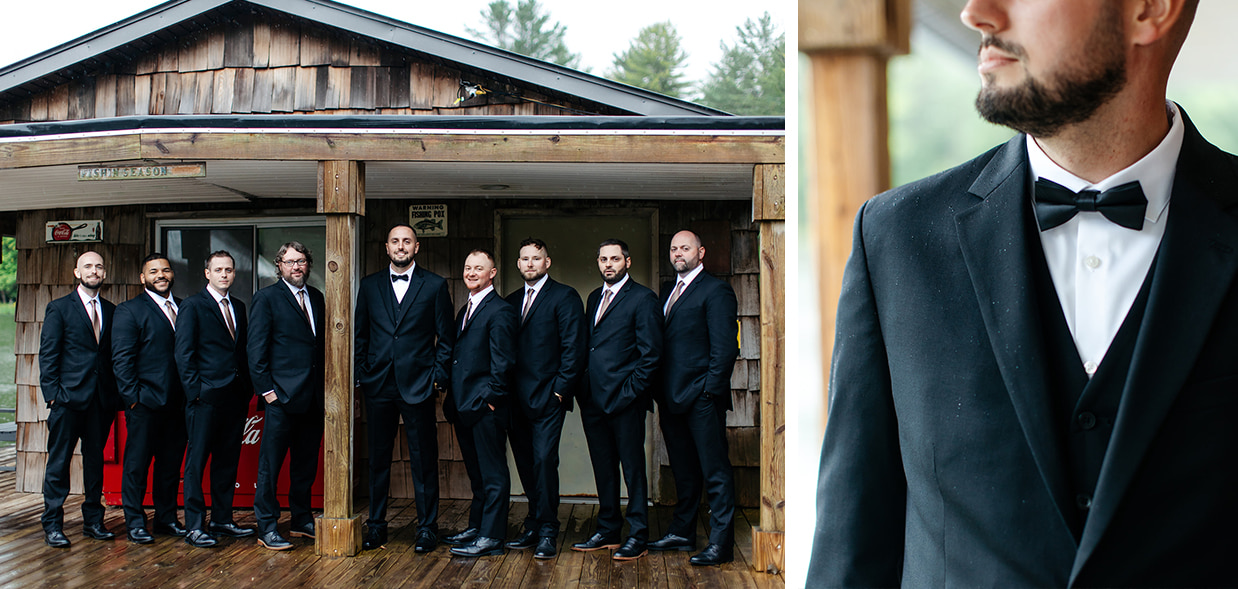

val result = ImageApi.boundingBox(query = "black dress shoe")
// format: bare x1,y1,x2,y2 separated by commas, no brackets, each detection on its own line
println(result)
506,529,538,549
571,532,621,552
414,529,437,553
450,536,504,557
184,530,218,548
44,530,70,548
443,527,478,547
288,522,315,539
612,537,647,561
689,543,734,566
208,521,256,538
362,525,387,550
257,531,293,551
154,521,188,537
128,527,154,544
533,537,557,559
82,523,116,541
648,533,695,552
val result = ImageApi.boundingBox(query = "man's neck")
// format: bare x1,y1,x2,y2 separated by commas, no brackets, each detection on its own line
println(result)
390,261,413,274
1033,94,1171,183
78,284,99,299
207,284,229,299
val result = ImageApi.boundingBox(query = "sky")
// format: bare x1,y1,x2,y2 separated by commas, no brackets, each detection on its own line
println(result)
0,0,786,93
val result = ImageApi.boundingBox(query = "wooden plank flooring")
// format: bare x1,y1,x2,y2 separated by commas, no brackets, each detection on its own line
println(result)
0,446,782,588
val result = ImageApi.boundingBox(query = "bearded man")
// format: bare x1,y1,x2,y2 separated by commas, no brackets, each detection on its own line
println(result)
809,1,1236,586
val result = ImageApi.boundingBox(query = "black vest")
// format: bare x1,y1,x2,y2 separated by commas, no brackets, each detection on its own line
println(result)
1026,210,1157,540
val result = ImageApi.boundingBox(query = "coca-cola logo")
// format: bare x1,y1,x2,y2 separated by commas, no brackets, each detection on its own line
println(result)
242,415,264,445
51,223,72,241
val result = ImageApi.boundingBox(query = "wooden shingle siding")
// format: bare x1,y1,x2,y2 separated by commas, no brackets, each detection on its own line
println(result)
0,11,626,125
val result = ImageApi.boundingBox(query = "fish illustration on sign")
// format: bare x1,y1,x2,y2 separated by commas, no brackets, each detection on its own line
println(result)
414,219,443,233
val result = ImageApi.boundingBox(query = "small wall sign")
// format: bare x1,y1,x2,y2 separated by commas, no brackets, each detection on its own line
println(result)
78,163,206,181
409,204,448,237
46,220,102,243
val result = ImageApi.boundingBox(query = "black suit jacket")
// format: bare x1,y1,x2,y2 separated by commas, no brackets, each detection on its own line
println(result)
505,277,585,416
355,265,455,404
174,287,250,406
446,290,516,427
583,278,662,415
658,271,739,414
39,291,118,411
247,280,325,414
112,292,184,410
810,110,1238,588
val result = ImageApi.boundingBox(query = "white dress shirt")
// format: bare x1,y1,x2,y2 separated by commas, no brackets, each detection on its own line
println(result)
391,262,415,303
664,263,704,314
206,284,237,326
1028,101,1185,376
283,280,315,335
594,274,630,325
146,289,178,327
465,284,495,322
76,285,101,317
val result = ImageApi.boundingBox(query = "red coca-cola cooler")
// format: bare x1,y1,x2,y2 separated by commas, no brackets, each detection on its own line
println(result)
102,397,325,509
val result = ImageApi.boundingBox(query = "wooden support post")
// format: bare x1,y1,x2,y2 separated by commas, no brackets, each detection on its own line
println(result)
801,0,910,432
315,160,364,557
752,164,785,574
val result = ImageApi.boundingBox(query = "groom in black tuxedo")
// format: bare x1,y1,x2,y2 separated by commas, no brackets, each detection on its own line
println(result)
810,1,1238,587
355,224,454,553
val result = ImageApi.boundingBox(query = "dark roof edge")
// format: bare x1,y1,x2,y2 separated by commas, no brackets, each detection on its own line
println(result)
0,114,785,138
0,0,733,117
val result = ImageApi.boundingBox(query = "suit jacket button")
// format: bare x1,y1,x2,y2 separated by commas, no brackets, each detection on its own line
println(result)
453,360,458,365
1075,493,1092,511
1076,412,1097,430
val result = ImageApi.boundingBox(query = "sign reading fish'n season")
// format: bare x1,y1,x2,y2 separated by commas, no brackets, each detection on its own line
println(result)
78,163,206,181
46,220,102,243
409,204,448,237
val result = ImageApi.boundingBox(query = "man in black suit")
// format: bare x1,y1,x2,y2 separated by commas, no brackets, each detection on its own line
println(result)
174,250,255,548
38,251,119,548
809,1,1238,586
248,241,325,551
503,238,584,559
650,230,739,566
112,253,188,544
355,224,454,553
443,249,517,558
572,239,661,561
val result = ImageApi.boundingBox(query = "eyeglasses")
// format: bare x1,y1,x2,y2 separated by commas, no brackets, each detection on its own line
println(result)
279,259,308,268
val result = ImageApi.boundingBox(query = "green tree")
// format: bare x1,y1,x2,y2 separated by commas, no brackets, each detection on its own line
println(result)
0,237,15,303
699,13,785,116
466,0,582,68
606,22,690,98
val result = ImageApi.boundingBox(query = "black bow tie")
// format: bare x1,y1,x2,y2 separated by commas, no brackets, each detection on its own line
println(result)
391,274,409,282
1033,178,1148,231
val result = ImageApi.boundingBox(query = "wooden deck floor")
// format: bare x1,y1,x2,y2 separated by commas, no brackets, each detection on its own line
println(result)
0,447,782,588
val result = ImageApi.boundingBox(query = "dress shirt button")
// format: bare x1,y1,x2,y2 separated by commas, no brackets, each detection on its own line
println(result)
452,360,457,365
1083,255,1101,269
1076,412,1097,430
1076,493,1092,510
1083,361,1098,375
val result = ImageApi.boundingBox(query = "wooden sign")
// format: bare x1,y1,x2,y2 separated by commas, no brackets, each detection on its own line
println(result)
78,163,206,181
46,220,102,243
409,204,448,237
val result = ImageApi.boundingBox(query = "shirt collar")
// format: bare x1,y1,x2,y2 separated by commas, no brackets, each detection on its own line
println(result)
675,264,705,289
283,279,307,298
602,273,630,295
76,285,98,307
146,289,173,307
206,285,229,304
525,274,549,293
391,261,416,279
1027,100,1184,225
468,284,495,305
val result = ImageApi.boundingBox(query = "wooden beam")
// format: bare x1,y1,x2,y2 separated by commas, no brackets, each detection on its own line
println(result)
752,212,785,574
315,160,364,557
800,0,912,54
752,164,785,221
0,135,142,169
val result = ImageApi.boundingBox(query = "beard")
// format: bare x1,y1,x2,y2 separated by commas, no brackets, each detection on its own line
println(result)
974,9,1126,138
79,275,103,290
601,266,628,285
282,271,308,288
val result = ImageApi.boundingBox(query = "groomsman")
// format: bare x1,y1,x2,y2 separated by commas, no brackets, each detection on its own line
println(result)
650,230,739,566
444,249,517,557
573,239,662,561
355,225,454,552
504,238,584,559
248,242,325,551
112,253,188,544
174,250,256,547
39,251,119,548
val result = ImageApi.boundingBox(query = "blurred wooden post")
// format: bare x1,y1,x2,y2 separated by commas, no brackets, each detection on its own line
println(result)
800,0,911,428
315,160,365,557
752,164,785,573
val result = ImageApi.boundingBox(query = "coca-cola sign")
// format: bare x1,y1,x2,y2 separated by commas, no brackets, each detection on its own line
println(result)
45,220,102,243
242,415,264,445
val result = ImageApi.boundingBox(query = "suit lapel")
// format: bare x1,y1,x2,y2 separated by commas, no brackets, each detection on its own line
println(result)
277,281,314,334
1071,119,1238,583
664,273,706,324
594,281,631,328
459,291,493,335
393,268,425,326
955,135,1075,530
522,279,552,325
68,293,100,349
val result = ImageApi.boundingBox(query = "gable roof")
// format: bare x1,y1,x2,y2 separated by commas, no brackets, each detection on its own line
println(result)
0,0,729,116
